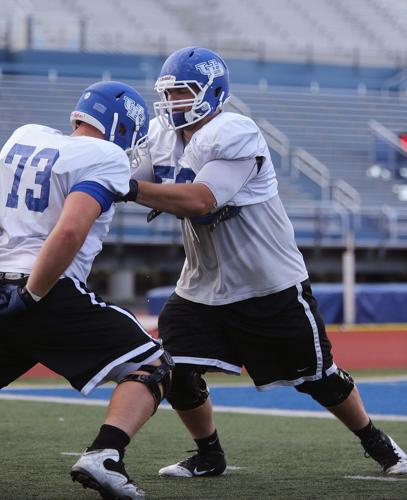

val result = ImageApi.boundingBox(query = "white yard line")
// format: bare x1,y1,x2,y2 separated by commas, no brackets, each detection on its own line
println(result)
1,394,406,421
8,376,407,391
0,394,109,406
345,475,407,482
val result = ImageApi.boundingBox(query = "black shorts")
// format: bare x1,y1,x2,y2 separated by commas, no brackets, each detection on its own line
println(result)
158,280,336,389
0,277,163,394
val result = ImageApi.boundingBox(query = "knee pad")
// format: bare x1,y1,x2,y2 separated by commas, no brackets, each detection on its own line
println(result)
166,364,209,411
119,351,174,414
295,368,354,407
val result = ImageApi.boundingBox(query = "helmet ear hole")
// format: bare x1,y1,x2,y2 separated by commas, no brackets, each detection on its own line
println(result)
214,86,222,97
118,123,126,136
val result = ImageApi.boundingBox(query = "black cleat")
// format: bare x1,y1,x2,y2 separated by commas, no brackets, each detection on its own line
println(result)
362,430,407,474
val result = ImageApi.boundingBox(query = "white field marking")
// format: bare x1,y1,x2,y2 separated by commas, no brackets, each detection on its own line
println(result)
353,375,407,383
207,405,407,422
227,466,246,470
61,452,82,456
345,475,407,482
206,375,407,389
7,383,115,390
8,375,407,391
1,394,406,421
0,394,109,406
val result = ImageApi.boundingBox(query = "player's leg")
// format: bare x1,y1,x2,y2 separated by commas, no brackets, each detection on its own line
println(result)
297,370,407,474
227,280,406,475
289,281,407,475
27,278,172,498
71,351,173,499
159,364,226,477
157,293,240,477
0,334,38,389
0,280,39,387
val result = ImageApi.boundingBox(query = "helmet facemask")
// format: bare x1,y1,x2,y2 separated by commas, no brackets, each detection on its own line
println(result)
154,74,223,130
126,133,148,167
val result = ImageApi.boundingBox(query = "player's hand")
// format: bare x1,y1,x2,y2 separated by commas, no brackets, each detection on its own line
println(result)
114,179,139,203
0,285,38,316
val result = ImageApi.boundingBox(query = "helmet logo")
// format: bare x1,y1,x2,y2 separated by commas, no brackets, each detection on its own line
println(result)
195,59,225,77
124,96,146,127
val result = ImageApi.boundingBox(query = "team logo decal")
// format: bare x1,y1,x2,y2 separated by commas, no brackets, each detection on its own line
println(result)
195,59,225,77
124,96,145,127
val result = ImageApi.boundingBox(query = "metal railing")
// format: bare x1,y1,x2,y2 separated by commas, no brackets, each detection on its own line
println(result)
369,119,407,157
107,202,407,248
290,148,331,201
332,179,361,211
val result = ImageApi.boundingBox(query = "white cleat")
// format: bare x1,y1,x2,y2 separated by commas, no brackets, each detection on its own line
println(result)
71,448,145,499
159,451,227,478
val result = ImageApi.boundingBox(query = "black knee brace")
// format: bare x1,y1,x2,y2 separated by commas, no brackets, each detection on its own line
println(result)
119,351,174,414
166,364,209,411
295,368,355,407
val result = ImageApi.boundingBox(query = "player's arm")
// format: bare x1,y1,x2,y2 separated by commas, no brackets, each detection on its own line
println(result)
136,181,216,217
126,157,260,217
26,192,100,298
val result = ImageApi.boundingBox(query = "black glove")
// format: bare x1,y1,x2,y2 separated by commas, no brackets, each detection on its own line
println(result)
114,179,139,203
0,284,38,316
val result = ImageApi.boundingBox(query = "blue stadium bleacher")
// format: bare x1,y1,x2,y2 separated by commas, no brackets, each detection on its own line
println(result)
233,85,407,209
3,0,407,249
2,73,407,247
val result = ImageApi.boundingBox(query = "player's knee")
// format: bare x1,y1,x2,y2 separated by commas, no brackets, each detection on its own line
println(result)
166,364,209,411
295,368,354,407
118,351,174,414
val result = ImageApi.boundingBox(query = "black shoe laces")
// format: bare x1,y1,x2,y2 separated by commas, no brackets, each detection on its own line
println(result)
179,449,224,470
363,433,400,470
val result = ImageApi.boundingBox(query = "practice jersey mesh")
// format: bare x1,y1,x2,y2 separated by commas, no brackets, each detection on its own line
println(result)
0,124,130,283
135,113,308,305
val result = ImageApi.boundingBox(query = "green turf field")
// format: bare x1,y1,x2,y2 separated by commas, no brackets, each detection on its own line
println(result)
1,374,406,500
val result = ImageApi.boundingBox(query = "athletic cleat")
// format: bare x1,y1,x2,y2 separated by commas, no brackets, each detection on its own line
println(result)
158,450,227,478
71,448,145,499
362,431,407,474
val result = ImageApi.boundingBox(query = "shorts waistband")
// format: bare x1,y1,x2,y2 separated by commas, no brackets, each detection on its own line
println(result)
0,272,29,281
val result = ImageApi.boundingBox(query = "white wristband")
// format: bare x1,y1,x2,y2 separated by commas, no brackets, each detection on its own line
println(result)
25,285,43,302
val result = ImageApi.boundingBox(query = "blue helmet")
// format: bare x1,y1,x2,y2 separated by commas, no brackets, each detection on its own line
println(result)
70,81,149,158
154,47,230,130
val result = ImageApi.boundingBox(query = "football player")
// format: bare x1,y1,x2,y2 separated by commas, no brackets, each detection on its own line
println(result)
0,80,173,499
116,47,407,478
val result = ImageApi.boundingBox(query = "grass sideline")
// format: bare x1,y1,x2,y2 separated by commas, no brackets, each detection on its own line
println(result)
0,399,406,499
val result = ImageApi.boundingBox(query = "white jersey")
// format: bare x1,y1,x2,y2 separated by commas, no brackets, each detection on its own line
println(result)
134,113,308,305
0,124,130,283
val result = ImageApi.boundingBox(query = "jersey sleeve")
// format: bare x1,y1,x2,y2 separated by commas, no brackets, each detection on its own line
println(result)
70,144,131,196
190,115,260,165
194,158,260,207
